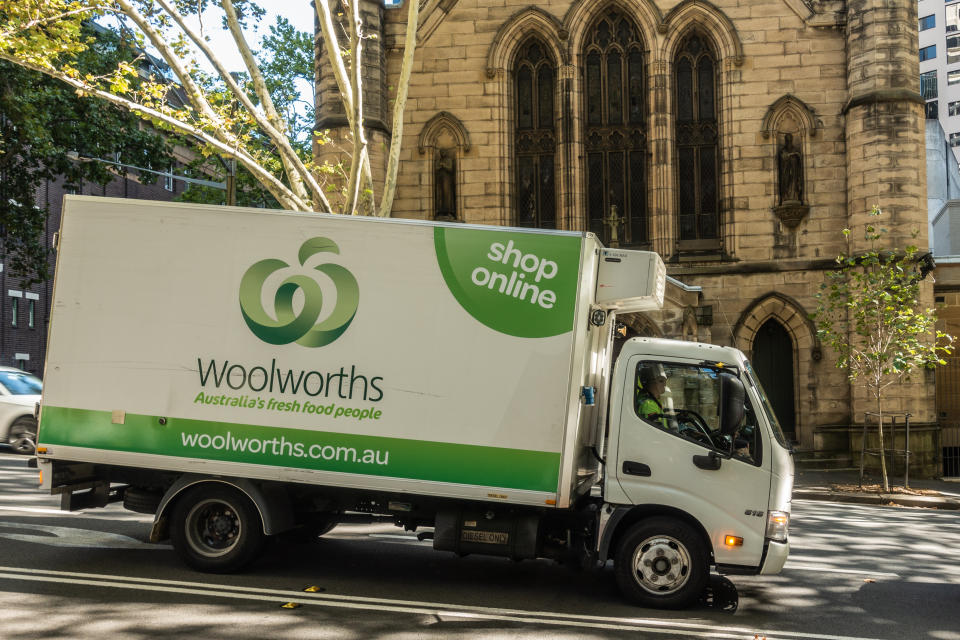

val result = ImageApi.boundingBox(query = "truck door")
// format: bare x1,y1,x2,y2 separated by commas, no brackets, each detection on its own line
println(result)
611,357,771,568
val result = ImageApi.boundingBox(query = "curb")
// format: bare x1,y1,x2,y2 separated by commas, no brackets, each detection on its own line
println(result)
793,488,960,510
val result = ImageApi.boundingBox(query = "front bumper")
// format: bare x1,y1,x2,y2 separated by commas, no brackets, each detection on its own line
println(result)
760,539,790,575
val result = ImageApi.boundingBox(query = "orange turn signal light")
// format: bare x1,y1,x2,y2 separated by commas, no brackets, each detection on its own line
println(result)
725,535,744,547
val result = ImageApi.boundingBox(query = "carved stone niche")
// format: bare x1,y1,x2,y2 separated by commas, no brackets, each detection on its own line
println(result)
763,96,819,230
772,202,810,229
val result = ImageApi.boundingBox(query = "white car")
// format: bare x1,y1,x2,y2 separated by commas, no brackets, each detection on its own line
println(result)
0,367,41,455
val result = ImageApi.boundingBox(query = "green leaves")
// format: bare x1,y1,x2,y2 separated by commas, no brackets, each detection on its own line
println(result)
813,206,955,393
0,25,171,283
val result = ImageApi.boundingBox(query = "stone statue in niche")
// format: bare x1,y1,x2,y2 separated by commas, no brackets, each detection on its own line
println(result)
771,131,809,229
435,148,456,220
777,133,803,205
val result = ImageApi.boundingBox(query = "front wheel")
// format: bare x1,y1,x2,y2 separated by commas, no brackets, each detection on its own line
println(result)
614,517,709,609
170,484,265,573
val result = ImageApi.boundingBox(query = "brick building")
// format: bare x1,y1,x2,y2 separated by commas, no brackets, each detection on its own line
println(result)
0,162,191,378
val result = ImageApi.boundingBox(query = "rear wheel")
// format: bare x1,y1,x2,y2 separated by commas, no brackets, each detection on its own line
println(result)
614,517,709,609
170,484,265,573
8,417,37,455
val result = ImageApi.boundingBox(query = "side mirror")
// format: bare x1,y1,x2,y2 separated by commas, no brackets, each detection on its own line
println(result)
719,372,745,436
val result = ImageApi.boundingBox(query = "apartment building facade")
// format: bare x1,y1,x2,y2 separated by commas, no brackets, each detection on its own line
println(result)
919,0,960,160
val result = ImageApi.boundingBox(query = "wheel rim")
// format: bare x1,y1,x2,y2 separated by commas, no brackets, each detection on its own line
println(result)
184,498,242,558
631,534,692,595
9,426,36,455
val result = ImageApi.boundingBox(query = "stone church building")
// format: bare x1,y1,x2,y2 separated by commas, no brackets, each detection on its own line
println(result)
316,0,938,468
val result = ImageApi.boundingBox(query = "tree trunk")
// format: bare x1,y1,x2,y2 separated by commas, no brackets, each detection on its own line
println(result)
876,395,890,492
379,0,420,218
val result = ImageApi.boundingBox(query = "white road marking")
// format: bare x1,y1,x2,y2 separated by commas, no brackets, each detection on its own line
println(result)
0,505,70,515
783,561,900,578
0,565,890,640
0,522,167,549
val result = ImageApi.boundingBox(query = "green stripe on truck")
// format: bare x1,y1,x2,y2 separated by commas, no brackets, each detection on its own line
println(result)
38,406,562,493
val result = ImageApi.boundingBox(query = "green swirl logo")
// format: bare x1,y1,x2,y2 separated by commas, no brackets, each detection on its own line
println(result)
239,237,359,347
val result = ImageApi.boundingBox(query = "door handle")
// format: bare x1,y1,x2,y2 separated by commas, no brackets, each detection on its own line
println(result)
622,461,652,477
692,451,722,471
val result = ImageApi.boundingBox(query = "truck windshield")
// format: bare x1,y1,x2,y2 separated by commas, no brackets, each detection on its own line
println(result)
743,361,791,450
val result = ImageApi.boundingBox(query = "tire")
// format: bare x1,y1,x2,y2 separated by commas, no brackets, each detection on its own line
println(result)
123,487,163,514
614,517,710,609
170,484,266,573
8,417,37,455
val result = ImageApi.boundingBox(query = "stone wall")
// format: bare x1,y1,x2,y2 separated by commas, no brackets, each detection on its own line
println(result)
316,0,936,460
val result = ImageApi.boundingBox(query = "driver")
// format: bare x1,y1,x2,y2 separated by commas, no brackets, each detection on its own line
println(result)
636,363,670,429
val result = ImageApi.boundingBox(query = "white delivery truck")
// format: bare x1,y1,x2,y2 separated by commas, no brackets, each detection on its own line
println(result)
37,196,793,608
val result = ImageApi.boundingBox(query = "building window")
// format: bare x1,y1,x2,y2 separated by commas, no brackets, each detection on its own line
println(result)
920,14,936,31
950,132,960,147
922,70,938,99
163,167,174,191
949,35,960,64
927,100,939,119
513,39,556,229
674,33,720,247
949,69,960,85
582,9,648,246
949,4,960,33
10,297,17,328
920,45,937,62
950,101,960,117
28,299,35,329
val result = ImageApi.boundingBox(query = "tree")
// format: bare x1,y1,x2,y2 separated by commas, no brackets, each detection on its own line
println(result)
177,16,317,210
813,206,954,491
0,23,171,282
0,0,424,216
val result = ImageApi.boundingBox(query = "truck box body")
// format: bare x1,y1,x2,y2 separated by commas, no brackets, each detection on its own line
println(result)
39,196,664,509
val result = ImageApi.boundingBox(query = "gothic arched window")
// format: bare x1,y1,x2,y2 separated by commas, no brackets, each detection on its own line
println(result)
583,10,647,246
514,39,556,228
674,33,720,247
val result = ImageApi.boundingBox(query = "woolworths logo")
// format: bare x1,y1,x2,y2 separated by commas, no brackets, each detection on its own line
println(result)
239,237,359,347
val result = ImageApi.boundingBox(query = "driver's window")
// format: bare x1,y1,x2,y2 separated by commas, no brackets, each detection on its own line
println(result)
634,361,721,448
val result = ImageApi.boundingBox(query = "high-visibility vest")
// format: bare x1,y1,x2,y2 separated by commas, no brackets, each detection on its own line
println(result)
636,393,667,429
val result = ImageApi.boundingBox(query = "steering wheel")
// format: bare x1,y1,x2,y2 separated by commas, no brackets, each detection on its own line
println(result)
672,409,715,446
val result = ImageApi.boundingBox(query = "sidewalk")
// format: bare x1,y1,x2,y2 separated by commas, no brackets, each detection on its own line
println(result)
793,468,960,510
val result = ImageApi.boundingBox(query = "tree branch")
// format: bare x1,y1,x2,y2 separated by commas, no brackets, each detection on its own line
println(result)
219,0,328,210
0,52,308,210
146,0,330,212
314,0,355,129
113,0,224,135
343,0,365,215
378,0,419,218
0,7,100,40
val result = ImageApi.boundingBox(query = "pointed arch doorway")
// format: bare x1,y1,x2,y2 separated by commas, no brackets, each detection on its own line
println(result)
752,319,796,441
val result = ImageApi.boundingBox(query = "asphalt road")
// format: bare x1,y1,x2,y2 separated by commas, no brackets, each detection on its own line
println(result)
1,451,958,640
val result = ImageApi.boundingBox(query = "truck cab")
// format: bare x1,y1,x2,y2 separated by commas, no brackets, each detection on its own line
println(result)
596,337,793,608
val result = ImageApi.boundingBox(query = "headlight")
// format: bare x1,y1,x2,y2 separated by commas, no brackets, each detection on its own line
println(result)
766,510,789,542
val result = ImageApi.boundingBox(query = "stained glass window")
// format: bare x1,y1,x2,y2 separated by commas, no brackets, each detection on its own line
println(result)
675,34,719,244
514,40,557,229
583,10,647,246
